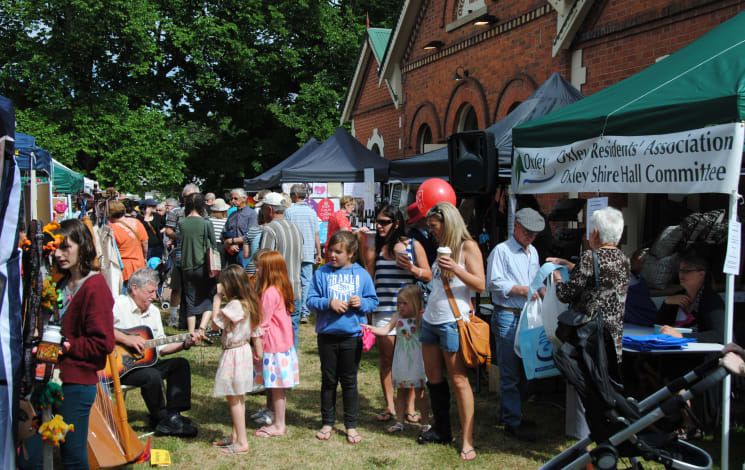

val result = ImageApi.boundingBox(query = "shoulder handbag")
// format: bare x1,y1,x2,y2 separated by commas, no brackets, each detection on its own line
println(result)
204,220,221,278
443,280,491,369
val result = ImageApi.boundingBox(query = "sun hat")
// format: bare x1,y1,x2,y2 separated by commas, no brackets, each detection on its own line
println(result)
255,192,285,208
210,198,230,212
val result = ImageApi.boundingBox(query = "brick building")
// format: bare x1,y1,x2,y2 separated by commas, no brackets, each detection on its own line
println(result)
343,0,745,159
341,0,745,253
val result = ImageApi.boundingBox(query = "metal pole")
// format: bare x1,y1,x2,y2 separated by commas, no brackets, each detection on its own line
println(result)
721,189,737,469
30,152,37,220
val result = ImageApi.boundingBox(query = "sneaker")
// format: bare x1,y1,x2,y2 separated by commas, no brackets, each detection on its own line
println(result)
253,409,274,426
505,424,536,442
249,407,269,420
416,427,452,445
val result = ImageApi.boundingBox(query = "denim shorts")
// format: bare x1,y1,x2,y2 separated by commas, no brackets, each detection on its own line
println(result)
419,319,459,352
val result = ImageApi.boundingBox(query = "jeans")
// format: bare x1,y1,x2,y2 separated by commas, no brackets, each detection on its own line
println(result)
318,334,362,428
121,358,192,423
299,262,313,318
19,385,97,470
493,309,525,427
292,299,301,347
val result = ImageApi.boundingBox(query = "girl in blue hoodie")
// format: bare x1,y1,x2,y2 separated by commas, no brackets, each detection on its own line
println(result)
308,230,378,444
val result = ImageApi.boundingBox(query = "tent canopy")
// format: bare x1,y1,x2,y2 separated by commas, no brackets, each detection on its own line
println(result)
15,132,84,193
513,12,745,148
280,128,389,182
244,138,320,190
52,160,84,194
14,132,51,172
388,73,583,183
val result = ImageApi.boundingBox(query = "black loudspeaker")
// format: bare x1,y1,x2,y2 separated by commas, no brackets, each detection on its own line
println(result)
447,130,497,195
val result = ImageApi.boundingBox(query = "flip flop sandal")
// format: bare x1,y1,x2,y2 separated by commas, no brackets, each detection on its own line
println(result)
211,437,233,447
315,426,333,441
405,412,421,424
220,443,249,455
255,427,285,438
346,430,363,444
375,410,394,421
386,422,405,433
460,448,477,461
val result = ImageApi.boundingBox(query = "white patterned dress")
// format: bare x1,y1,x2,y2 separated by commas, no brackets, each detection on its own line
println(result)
392,318,426,389
213,299,261,397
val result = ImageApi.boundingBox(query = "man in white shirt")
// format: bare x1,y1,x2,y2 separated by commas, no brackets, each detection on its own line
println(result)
113,268,199,437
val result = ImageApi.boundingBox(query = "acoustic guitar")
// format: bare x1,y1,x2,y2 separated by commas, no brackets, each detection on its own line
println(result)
100,325,192,383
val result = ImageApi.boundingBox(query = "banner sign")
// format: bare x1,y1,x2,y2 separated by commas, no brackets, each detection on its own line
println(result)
513,123,744,194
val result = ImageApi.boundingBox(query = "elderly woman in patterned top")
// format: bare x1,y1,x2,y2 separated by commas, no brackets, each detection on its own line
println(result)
548,206,630,381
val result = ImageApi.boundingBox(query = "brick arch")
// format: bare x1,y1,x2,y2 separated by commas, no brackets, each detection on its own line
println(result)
408,101,443,152
493,73,539,121
443,78,490,135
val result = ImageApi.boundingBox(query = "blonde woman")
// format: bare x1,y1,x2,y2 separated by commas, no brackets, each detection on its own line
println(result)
418,202,484,461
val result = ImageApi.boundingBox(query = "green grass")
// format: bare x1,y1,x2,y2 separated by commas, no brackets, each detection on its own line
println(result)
121,317,744,469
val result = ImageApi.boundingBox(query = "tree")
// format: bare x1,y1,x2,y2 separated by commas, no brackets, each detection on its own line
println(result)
0,0,403,192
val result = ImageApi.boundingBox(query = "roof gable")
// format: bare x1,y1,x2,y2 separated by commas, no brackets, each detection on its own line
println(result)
340,28,396,124
367,28,392,63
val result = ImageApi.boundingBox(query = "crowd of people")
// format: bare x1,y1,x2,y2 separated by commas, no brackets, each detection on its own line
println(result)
28,182,743,467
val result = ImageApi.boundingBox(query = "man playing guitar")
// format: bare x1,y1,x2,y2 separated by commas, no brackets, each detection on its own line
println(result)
113,268,206,437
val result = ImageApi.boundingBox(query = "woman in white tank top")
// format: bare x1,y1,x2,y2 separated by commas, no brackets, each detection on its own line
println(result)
418,202,485,461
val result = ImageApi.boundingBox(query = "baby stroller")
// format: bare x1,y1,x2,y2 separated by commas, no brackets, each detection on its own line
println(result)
542,315,729,470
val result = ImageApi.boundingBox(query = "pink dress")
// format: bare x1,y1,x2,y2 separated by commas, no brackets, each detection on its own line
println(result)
212,299,261,397
259,287,299,388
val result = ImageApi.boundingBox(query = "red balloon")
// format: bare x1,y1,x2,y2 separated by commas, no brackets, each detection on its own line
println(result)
409,178,456,222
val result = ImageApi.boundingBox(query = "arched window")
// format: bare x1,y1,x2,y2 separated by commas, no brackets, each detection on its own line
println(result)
370,143,381,156
507,101,522,114
457,104,479,132
417,124,433,154
455,0,486,19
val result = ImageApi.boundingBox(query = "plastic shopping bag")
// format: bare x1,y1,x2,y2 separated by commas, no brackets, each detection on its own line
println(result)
541,274,568,343
514,297,542,358
519,325,561,380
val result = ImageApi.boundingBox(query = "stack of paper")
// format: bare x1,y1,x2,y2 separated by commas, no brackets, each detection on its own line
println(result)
622,334,697,351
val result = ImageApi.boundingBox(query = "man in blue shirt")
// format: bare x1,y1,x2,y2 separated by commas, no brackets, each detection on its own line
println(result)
285,184,321,324
486,208,544,442
222,188,258,266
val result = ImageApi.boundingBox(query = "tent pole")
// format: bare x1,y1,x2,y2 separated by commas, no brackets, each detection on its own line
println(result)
30,152,37,220
721,189,737,469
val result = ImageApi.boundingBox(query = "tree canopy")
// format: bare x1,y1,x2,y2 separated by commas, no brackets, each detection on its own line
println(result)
0,0,402,193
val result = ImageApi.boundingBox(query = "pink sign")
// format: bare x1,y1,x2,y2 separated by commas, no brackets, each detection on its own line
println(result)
317,198,334,222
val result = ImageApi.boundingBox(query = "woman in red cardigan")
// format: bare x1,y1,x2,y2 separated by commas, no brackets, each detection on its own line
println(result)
55,219,116,468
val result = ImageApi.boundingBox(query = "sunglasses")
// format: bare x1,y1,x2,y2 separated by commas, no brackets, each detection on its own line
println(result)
427,206,444,219
376,218,394,226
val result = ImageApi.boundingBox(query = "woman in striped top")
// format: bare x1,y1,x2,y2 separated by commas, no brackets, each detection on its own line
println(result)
209,198,230,265
369,205,431,423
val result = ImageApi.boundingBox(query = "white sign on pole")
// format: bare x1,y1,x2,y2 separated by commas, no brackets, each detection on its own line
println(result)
723,220,741,275
586,197,608,239
363,168,375,213
513,123,744,195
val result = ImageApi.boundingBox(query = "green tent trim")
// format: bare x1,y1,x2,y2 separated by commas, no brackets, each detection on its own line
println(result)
513,11,745,148
52,159,84,194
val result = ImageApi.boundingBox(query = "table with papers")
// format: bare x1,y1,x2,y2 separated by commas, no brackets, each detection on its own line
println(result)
622,324,723,353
